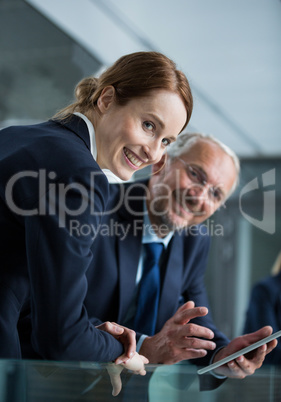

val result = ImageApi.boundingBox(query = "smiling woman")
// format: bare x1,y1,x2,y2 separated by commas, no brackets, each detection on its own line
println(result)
54,51,193,181
0,51,193,384
92,88,188,181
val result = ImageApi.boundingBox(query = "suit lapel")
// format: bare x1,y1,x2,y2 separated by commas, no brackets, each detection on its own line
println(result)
117,227,142,322
116,182,147,322
156,233,183,332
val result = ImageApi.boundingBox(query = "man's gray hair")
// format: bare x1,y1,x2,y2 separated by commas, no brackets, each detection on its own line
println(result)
167,132,240,198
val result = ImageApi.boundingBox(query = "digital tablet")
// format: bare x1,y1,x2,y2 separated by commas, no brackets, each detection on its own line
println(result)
197,329,281,375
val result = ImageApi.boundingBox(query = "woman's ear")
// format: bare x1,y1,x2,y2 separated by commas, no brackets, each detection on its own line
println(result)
151,154,167,176
97,86,115,113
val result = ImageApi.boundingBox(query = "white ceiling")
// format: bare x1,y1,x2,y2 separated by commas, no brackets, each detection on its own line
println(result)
26,0,281,157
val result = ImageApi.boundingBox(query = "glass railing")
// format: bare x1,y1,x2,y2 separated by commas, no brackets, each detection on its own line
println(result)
1,359,280,402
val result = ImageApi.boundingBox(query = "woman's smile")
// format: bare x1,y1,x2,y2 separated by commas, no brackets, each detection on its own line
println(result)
123,147,144,170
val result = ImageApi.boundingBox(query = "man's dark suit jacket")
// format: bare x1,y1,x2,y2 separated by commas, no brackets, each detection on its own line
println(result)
243,272,281,365
0,115,123,362
85,180,229,369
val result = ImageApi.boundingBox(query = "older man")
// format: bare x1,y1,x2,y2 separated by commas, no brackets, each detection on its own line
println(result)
84,132,276,389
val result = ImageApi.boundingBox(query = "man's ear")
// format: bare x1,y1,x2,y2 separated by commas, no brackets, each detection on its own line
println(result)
97,86,115,113
151,154,167,176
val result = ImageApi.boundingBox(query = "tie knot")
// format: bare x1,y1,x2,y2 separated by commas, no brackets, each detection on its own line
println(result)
144,242,163,263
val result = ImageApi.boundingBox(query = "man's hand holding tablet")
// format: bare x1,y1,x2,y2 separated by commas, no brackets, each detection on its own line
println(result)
198,326,279,378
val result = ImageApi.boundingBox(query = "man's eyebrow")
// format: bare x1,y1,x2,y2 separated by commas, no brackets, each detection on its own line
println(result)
192,164,208,183
192,164,227,198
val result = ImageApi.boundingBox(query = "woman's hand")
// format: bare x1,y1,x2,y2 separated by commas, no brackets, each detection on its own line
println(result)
96,322,149,396
106,353,149,396
96,321,136,364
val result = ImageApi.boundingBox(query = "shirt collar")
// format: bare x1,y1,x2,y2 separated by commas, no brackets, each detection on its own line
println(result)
74,112,123,183
74,112,97,160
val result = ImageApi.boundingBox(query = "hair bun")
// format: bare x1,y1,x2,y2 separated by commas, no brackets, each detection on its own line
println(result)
75,77,99,102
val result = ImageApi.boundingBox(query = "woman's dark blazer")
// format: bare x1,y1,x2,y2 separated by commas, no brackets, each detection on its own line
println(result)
0,115,123,362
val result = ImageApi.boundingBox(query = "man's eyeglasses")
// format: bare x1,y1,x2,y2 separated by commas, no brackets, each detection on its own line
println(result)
177,158,226,208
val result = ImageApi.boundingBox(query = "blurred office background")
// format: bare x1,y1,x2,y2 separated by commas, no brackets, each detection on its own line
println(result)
0,0,280,340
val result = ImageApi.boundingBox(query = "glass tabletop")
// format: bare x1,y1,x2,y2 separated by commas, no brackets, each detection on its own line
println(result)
1,359,281,402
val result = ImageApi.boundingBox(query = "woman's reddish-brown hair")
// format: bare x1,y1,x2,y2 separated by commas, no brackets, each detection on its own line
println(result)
54,51,193,130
